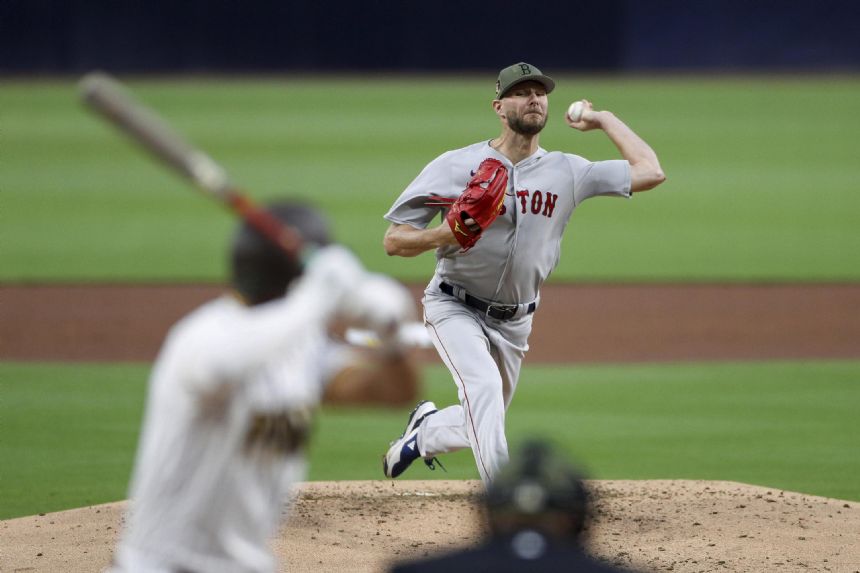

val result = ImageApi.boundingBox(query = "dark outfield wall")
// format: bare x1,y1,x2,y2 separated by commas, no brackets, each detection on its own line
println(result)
1,0,858,73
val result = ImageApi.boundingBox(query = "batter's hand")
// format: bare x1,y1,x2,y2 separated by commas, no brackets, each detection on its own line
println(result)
338,273,416,344
565,100,601,132
305,245,365,292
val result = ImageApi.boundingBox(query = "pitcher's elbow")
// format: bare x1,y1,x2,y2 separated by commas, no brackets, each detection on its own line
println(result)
640,168,666,191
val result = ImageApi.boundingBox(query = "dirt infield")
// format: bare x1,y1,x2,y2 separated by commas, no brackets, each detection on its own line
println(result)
3,283,860,362
2,480,858,573
3,283,859,572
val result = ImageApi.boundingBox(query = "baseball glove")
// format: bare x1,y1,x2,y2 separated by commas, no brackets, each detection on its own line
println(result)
426,158,509,251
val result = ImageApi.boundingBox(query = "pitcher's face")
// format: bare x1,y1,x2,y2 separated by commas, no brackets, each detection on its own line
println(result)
498,81,548,135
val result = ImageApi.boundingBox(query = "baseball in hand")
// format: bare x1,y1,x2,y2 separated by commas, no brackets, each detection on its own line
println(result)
567,100,585,122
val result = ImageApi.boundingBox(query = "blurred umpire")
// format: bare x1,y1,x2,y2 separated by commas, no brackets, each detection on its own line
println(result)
391,439,640,573
110,201,418,573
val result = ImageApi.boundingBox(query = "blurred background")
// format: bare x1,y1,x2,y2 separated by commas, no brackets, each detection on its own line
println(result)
2,0,859,282
1,0,859,519
3,0,859,74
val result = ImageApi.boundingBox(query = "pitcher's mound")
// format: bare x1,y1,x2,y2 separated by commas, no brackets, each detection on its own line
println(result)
1,480,857,572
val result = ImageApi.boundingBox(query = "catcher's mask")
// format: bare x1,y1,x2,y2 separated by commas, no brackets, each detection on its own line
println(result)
485,439,589,541
230,201,331,306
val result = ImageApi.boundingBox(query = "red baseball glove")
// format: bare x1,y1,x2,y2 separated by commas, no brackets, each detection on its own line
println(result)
426,158,509,251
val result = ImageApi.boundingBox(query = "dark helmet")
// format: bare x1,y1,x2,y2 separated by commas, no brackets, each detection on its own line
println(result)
230,201,331,305
485,439,590,540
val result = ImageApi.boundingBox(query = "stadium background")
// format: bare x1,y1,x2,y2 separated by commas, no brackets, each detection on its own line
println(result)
1,0,859,524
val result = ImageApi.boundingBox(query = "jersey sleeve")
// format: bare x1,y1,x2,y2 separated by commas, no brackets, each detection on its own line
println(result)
173,248,360,395
319,339,358,387
175,289,333,395
568,156,632,205
384,152,454,229
262,334,353,403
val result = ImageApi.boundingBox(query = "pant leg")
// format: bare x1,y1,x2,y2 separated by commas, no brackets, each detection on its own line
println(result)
483,318,530,411
420,295,511,484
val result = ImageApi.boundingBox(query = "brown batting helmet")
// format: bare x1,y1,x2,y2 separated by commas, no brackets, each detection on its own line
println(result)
230,201,332,305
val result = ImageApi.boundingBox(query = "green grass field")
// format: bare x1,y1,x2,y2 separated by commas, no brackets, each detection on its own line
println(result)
2,75,859,282
2,76,857,522
2,360,858,520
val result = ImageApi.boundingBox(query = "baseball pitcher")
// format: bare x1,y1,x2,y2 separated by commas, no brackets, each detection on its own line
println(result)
381,63,666,484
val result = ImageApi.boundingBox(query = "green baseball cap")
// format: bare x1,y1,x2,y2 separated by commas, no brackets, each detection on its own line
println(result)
495,62,556,99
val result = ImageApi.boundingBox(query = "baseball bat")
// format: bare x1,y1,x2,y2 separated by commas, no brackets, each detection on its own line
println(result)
78,72,303,257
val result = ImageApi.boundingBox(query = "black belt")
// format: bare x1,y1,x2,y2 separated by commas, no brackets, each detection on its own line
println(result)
440,282,536,321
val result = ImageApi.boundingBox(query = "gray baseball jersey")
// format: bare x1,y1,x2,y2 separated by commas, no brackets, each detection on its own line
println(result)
385,140,631,304
385,140,630,483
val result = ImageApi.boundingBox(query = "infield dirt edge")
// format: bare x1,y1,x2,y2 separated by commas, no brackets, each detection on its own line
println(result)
2,479,858,573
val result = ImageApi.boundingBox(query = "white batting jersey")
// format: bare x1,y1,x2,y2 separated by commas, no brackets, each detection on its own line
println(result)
385,140,631,304
115,289,347,573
